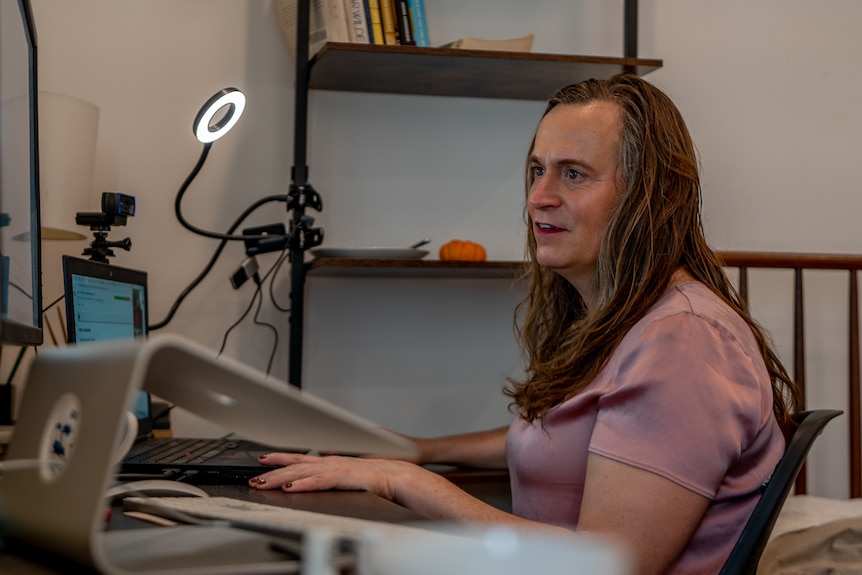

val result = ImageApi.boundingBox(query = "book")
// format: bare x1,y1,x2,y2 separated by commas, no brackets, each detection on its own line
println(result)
326,0,351,42
378,0,398,45
405,0,429,47
365,0,384,45
392,0,415,45
440,33,535,52
275,0,351,59
343,0,371,43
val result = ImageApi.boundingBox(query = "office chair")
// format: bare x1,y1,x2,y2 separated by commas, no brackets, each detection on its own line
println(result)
719,409,843,575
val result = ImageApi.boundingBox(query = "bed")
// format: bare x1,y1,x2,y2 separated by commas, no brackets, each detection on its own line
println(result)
718,252,862,574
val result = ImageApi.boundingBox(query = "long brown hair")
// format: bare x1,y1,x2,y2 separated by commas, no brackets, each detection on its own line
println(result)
504,74,801,435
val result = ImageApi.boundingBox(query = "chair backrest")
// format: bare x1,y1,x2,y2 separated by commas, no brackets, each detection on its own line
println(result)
719,409,843,575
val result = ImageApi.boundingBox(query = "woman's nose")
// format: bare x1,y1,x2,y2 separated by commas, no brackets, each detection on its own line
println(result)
528,178,560,210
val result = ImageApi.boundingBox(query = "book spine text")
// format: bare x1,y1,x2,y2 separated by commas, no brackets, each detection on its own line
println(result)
344,0,370,43
393,0,415,45
405,0,429,47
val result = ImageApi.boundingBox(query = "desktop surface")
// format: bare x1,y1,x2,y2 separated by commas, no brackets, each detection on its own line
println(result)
0,485,424,574
0,471,508,574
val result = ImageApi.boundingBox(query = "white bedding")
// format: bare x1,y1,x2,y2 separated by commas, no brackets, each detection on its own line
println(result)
770,494,862,541
758,494,862,574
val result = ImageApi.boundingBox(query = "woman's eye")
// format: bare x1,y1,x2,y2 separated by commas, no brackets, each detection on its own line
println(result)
531,165,545,177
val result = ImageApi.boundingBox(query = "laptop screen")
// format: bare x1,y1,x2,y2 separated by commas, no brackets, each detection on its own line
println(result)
62,255,151,426
67,267,147,343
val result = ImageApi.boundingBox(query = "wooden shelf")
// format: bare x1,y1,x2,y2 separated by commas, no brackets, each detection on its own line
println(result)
306,252,862,281
307,257,525,278
309,43,663,101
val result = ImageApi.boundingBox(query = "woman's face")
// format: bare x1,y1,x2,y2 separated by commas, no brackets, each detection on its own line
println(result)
527,101,623,301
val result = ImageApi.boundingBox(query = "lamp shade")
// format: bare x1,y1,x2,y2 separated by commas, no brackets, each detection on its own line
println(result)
39,92,100,240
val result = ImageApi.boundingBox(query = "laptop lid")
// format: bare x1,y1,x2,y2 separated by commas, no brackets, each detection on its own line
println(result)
62,255,148,345
62,255,153,437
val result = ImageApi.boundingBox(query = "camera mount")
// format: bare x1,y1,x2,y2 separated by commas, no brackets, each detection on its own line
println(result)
76,192,136,263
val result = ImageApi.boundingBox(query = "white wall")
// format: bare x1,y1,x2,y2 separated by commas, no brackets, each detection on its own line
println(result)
640,1,862,499
17,0,862,497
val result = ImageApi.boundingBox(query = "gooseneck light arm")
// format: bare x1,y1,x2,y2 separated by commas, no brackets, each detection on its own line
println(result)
152,192,290,331
175,87,285,242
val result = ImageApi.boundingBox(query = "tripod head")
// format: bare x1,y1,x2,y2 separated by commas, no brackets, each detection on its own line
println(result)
75,193,136,263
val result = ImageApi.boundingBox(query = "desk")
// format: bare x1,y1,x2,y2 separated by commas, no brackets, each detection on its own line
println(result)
0,469,511,574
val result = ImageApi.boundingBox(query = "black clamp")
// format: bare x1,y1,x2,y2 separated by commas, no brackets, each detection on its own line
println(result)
289,215,324,252
287,183,323,213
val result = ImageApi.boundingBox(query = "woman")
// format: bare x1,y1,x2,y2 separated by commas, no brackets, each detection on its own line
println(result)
249,74,801,574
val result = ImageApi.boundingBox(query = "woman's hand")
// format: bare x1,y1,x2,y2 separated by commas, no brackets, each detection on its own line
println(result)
248,452,417,503
248,450,522,526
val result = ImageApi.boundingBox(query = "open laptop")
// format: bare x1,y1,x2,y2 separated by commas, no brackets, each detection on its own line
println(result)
61,255,300,482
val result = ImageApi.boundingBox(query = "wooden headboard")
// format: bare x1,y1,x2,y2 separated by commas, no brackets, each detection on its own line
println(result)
718,251,862,497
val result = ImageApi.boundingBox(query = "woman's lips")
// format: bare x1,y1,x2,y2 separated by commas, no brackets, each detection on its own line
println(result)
535,222,565,234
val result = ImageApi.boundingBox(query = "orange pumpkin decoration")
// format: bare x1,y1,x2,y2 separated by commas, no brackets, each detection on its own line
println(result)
439,239,487,261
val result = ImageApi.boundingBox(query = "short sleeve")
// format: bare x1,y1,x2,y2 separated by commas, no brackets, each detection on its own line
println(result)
588,310,773,499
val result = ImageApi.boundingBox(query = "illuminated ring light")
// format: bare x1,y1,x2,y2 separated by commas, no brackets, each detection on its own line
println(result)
193,87,246,144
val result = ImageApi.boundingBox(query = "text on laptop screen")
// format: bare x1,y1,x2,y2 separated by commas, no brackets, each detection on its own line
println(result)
69,272,146,343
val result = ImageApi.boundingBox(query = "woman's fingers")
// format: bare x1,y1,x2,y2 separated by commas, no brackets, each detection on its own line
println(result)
249,453,363,491
248,453,401,501
248,452,322,490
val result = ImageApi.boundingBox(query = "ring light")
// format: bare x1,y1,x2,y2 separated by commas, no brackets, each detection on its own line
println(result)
174,85,290,248
193,87,246,144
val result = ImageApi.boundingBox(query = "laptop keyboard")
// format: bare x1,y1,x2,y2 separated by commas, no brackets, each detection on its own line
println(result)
125,438,239,464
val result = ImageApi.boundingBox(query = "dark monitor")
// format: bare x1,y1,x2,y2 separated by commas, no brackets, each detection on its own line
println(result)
0,0,43,346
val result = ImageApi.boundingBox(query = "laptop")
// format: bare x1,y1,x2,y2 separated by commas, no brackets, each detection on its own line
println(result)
61,255,300,482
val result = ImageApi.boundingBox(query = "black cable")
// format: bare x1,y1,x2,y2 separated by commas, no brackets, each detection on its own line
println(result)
42,293,64,313
267,249,292,313
174,144,289,242
149,193,289,331
252,277,279,375
8,281,33,301
254,248,293,374
217,282,261,357
218,251,285,374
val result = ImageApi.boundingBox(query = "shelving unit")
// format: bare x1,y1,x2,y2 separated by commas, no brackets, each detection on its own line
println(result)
286,0,662,387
